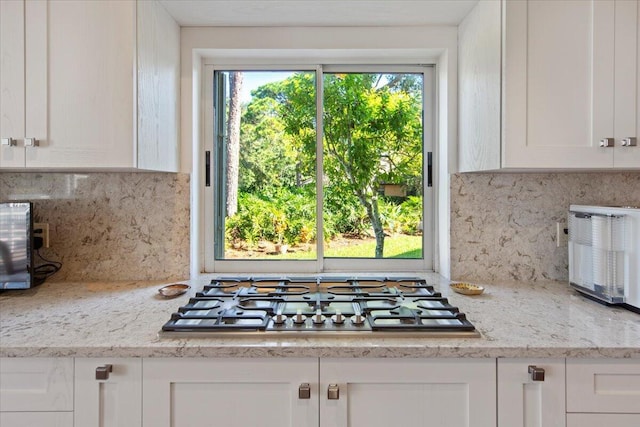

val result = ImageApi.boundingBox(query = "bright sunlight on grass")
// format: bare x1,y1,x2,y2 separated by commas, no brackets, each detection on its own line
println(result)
268,234,422,260
325,235,422,258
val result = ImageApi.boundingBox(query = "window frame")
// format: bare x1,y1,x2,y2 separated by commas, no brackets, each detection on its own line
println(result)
203,63,435,274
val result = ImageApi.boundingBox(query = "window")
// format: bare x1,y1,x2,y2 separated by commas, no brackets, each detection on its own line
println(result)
204,65,434,273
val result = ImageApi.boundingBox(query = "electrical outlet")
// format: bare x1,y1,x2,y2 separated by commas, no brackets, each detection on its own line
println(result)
34,222,50,248
556,222,568,248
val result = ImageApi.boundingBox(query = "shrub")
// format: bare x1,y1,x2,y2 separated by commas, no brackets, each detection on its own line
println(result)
225,189,423,248
379,196,422,235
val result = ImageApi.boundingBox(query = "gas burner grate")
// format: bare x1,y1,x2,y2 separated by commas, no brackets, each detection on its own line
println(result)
161,276,480,337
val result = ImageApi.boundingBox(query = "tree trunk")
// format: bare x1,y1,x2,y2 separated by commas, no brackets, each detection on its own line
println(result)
225,72,243,217
359,194,385,258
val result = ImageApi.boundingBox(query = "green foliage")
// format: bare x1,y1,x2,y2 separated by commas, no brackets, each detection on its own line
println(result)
226,190,422,248
282,72,423,256
239,92,296,192
226,188,317,247
323,185,369,237
226,71,424,254
379,196,423,235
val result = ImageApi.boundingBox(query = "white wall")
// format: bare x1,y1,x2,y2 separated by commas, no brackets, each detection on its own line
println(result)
179,26,458,277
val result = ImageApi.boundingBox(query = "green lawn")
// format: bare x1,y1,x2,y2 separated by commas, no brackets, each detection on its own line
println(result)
267,234,422,259
325,234,422,258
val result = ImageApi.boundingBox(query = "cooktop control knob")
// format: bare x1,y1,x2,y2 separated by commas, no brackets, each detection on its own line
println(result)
350,306,366,326
351,314,365,325
293,309,306,325
273,311,286,325
331,311,345,325
312,309,326,325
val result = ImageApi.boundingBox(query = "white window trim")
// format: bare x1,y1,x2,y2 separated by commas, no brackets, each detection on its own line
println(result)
202,63,435,274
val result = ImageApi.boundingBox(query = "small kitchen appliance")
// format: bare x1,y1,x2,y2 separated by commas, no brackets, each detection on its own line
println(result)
568,205,640,313
161,277,480,337
0,201,35,289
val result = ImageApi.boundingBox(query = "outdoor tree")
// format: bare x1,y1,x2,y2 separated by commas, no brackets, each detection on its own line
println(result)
239,83,301,192
278,73,423,258
225,71,243,217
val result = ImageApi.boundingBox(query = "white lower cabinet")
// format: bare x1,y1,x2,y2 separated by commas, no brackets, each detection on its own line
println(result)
566,358,640,422
3,356,639,426
142,357,496,427
320,358,496,427
74,358,142,427
497,359,566,427
142,358,319,427
0,358,73,427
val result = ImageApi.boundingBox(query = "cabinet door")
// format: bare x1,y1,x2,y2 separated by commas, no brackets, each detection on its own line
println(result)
615,0,640,168
0,0,24,168
458,0,501,172
74,358,142,427
143,358,319,427
504,0,615,168
498,359,565,427
136,0,180,172
28,0,136,168
0,358,73,412
0,412,73,427
320,358,496,427
0,0,48,169
566,359,640,413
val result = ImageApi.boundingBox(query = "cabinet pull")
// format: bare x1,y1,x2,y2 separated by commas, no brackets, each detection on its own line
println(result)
24,138,39,147
95,364,113,380
327,383,340,400
528,365,545,381
621,137,637,147
298,383,311,399
1,138,16,146
599,138,614,147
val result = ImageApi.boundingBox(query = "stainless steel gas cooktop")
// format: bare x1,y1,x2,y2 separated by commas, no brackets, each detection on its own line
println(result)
161,277,480,338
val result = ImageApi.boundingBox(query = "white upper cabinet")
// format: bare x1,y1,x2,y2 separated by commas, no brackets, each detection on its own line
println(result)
459,0,640,171
0,0,46,169
0,0,179,171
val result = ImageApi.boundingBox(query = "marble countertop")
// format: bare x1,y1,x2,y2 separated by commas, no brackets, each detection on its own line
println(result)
1,273,639,358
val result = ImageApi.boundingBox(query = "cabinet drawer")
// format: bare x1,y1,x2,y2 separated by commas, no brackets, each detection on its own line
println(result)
567,413,640,427
0,412,73,427
0,358,73,412
566,359,640,413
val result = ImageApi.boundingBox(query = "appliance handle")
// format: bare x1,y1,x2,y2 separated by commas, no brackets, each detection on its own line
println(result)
573,212,591,219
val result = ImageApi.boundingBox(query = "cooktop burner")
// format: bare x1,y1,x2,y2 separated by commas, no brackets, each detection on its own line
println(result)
161,277,480,337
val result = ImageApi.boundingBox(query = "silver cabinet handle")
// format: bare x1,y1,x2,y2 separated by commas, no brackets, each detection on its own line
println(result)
1,138,16,146
599,138,614,147
24,138,39,147
528,365,545,381
327,383,340,400
95,364,113,380
621,137,637,146
298,383,311,399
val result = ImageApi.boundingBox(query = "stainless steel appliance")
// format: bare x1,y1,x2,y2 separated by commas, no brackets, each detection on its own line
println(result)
568,205,640,313
161,277,480,337
0,202,35,289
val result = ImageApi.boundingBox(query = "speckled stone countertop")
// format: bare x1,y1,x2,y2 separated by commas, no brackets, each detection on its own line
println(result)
1,273,638,358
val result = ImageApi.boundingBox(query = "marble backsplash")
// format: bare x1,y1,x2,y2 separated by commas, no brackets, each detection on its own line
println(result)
2,170,639,284
0,172,190,282
450,171,640,283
